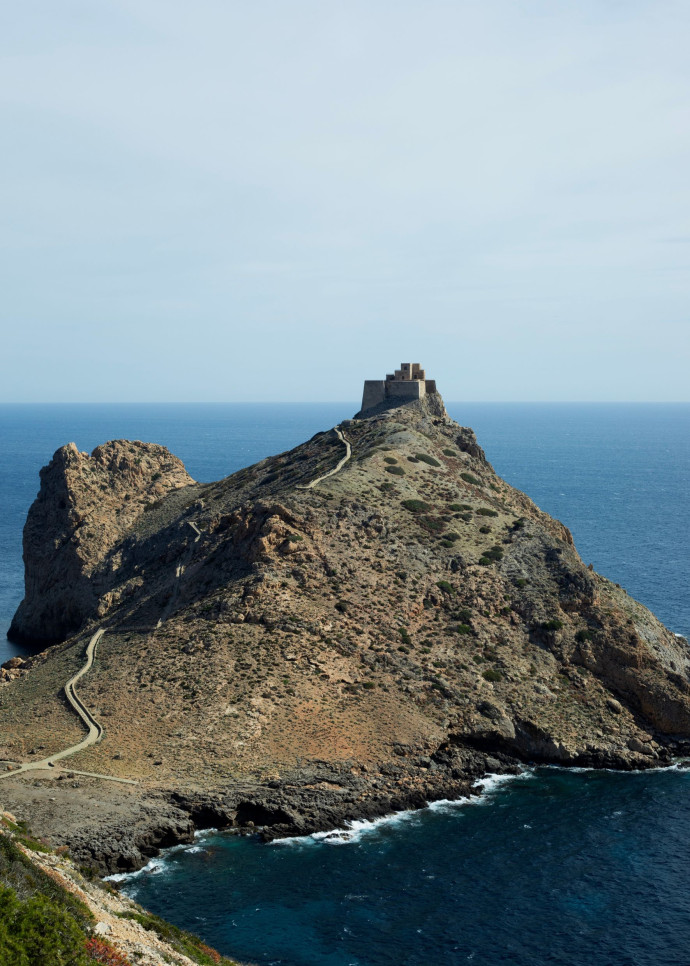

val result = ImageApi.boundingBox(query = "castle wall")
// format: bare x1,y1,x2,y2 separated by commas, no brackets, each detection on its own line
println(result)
361,365,433,413
361,380,386,412
387,380,424,401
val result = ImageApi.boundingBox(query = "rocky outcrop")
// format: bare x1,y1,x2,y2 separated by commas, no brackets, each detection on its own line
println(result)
9,440,194,645
2,388,690,871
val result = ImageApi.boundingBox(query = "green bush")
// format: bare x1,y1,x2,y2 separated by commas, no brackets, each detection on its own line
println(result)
482,669,504,683
479,525,491,534
386,465,405,476
420,516,445,532
436,580,454,594
415,453,441,467
455,624,472,635
379,482,395,492
542,619,564,632
399,627,412,646
407,456,420,463
383,456,398,465
476,508,499,517
482,546,504,562
478,557,492,566
449,503,472,512
0,886,89,966
401,499,431,513
515,578,528,588
575,629,593,642
461,473,480,485
442,448,457,457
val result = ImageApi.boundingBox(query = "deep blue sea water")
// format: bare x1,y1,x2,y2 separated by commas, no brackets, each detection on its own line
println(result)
1,402,689,965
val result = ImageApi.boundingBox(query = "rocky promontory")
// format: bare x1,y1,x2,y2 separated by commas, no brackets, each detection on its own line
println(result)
2,384,690,873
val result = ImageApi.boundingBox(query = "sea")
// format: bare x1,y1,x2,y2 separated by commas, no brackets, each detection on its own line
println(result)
1,402,689,966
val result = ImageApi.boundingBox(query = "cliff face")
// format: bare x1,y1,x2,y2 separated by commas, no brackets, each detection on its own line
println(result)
9,440,194,645
2,395,690,871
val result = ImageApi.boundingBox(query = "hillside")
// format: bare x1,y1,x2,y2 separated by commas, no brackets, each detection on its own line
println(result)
2,381,690,873
0,811,240,965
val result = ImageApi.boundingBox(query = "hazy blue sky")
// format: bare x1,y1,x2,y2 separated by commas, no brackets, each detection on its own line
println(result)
2,1,689,402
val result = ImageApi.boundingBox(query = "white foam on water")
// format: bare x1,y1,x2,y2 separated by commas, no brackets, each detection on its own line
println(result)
105,854,174,883
545,760,688,776
274,806,421,847
272,771,533,847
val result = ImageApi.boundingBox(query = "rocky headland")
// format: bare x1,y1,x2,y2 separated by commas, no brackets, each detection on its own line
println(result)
2,381,690,874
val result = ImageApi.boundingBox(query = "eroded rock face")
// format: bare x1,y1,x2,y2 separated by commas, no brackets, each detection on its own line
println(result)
8,440,194,645
2,391,690,870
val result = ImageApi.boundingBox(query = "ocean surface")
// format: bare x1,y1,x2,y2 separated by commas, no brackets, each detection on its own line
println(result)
1,402,689,965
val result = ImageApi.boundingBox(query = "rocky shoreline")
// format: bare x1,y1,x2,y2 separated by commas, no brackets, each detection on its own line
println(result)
3,386,690,881
6,740,686,877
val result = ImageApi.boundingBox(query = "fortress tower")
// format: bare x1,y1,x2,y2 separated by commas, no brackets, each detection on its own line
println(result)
360,362,438,413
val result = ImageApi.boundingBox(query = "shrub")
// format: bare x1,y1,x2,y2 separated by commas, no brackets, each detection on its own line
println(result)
436,580,454,594
441,532,459,544
286,533,303,542
386,465,405,476
115,911,231,966
384,456,398,464
401,499,431,513
419,515,445,533
399,627,412,646
477,508,498,517
575,629,593,642
514,578,528,588
362,682,376,690
482,669,504,682
478,557,492,566
379,482,395,492
512,517,525,530
415,453,441,467
335,601,348,613
455,624,472,635
542,619,564,632
442,448,457,457
407,456,420,463
461,473,480,485
483,546,504,562
85,937,133,965
0,886,90,966
479,525,491,534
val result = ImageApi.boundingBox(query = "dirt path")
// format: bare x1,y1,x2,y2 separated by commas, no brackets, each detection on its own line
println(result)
0,629,136,784
1,519,206,784
156,520,202,628
297,425,351,490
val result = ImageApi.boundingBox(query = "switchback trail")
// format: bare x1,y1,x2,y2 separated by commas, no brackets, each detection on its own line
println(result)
2,518,205,784
297,425,351,490
0,629,136,785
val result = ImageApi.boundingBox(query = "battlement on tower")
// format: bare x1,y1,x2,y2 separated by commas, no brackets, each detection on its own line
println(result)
360,362,438,414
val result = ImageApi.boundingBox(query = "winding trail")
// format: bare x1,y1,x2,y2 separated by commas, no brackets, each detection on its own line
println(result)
297,425,351,490
0,629,135,785
2,519,204,785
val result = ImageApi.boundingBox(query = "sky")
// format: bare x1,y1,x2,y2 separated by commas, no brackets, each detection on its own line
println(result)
1,0,689,402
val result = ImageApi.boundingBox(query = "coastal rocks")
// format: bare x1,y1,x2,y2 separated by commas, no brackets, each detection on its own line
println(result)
9,440,194,645
2,382,690,872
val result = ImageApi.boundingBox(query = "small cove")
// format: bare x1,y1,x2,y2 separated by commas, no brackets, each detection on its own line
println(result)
1,402,689,964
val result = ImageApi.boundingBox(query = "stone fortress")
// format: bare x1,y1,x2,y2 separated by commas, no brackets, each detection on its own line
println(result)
361,362,438,413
